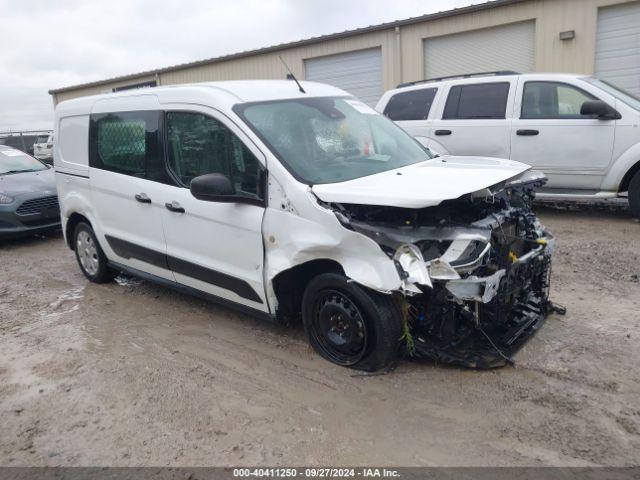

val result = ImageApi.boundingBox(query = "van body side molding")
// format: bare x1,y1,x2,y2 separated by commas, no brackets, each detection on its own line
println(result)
166,256,263,304
107,261,273,322
55,171,90,179
105,235,169,270
104,235,263,304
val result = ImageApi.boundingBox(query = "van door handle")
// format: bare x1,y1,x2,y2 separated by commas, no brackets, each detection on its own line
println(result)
165,201,185,213
517,129,539,136
435,129,452,136
134,193,151,204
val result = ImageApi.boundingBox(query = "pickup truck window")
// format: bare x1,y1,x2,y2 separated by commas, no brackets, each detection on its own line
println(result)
383,88,437,121
584,77,640,111
521,82,597,119
443,82,510,120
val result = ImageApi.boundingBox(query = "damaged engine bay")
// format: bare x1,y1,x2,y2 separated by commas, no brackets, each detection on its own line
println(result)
327,171,560,368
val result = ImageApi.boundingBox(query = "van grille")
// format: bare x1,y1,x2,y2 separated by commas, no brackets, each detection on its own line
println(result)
16,196,59,216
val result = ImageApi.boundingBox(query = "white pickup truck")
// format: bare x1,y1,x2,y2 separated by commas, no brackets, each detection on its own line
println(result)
376,72,640,218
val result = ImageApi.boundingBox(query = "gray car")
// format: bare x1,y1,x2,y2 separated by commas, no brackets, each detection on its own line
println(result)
0,145,60,239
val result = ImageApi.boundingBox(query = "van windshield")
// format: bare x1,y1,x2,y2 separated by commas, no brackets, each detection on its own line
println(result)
235,97,433,184
584,77,640,111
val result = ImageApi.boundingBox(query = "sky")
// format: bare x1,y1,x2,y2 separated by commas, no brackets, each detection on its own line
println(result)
0,0,483,131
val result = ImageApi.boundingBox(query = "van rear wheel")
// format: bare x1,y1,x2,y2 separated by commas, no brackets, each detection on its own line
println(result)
73,222,116,283
629,171,640,219
302,273,401,371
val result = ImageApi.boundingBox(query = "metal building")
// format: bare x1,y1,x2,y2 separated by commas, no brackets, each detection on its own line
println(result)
49,0,640,105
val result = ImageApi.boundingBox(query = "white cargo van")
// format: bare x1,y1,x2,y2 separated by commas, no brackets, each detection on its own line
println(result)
376,72,640,217
55,80,555,370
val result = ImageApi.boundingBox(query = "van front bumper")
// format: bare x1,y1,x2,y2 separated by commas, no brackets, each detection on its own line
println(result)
409,238,555,369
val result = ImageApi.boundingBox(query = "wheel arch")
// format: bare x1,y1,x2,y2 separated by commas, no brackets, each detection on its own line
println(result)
65,212,91,250
601,143,640,192
619,160,640,193
271,259,345,322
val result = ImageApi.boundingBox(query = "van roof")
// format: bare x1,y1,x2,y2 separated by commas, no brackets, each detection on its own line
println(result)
55,80,350,114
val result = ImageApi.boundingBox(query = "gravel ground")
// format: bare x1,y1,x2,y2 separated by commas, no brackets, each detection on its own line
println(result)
0,207,639,467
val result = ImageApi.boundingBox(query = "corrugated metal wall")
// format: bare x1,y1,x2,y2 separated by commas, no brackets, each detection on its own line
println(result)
423,21,535,78
52,0,640,105
595,1,640,95
304,48,383,106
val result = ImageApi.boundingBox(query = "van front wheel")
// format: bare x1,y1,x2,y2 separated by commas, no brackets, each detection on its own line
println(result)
301,273,401,371
629,171,640,219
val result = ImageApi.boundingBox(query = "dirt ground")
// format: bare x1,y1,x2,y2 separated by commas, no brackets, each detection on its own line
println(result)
1,206,639,467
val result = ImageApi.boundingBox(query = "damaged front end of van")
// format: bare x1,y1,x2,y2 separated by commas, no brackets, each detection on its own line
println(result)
322,169,558,368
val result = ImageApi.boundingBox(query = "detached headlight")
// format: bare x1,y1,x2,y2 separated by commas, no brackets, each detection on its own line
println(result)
0,193,14,205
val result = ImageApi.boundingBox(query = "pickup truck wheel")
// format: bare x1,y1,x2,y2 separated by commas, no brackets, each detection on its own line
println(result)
629,171,640,219
73,222,116,283
302,273,401,371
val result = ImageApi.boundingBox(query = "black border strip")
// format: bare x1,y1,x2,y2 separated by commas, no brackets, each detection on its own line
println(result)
105,235,263,304
166,256,262,304
105,235,169,270
55,171,90,179
109,261,273,322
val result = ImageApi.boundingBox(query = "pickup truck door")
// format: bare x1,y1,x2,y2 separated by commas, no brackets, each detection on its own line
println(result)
510,79,616,189
428,79,515,159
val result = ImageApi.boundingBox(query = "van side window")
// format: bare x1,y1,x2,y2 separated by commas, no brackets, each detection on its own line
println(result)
443,82,510,120
166,112,263,198
90,111,162,179
521,82,598,119
383,88,437,121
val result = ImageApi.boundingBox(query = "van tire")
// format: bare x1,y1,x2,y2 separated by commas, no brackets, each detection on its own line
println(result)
73,222,116,283
629,171,640,219
302,273,401,372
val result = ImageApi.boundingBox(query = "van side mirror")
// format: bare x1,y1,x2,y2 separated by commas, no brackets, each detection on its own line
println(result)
190,173,235,202
580,100,621,120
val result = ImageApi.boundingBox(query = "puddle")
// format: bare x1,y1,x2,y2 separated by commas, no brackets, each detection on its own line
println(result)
114,274,144,288
48,287,85,310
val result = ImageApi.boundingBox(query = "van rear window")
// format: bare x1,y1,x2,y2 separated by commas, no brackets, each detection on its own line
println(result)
97,118,146,174
89,111,164,180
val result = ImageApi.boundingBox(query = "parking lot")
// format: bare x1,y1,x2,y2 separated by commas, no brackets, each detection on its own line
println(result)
1,206,639,467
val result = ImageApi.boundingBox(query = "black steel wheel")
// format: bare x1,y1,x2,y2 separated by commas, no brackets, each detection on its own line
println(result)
302,273,401,371
309,289,368,366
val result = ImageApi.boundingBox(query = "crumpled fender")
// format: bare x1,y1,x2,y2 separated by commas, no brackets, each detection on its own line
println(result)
262,179,402,311
263,209,402,306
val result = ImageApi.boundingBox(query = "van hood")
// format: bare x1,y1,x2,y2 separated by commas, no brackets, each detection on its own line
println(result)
311,156,530,209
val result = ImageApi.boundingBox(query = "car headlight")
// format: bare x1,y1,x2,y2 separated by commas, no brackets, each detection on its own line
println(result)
0,193,15,205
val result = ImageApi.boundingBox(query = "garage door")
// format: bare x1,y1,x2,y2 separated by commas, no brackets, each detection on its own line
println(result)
595,2,640,96
304,48,382,106
423,21,535,79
